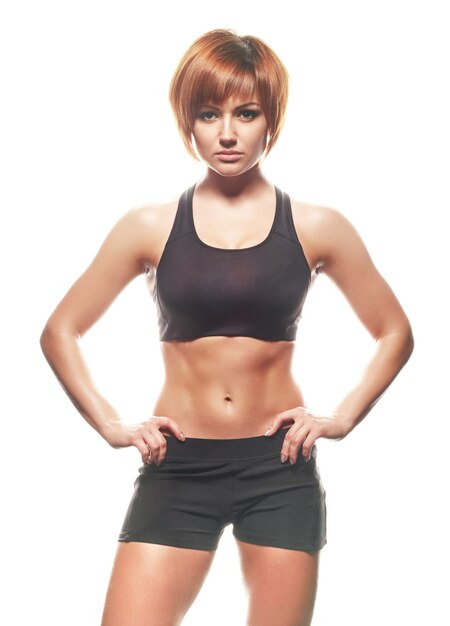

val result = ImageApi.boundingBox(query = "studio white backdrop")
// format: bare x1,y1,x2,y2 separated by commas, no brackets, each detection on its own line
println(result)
1,1,448,624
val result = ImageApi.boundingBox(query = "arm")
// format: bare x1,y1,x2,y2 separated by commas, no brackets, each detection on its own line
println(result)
319,207,414,433
40,205,185,462
271,206,414,462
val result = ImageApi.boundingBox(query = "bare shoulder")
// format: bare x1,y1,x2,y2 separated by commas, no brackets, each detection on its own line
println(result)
289,197,412,341
119,196,180,269
290,198,369,272
129,196,179,229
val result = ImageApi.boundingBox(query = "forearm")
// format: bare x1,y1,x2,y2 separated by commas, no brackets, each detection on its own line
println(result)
332,327,414,434
40,326,123,441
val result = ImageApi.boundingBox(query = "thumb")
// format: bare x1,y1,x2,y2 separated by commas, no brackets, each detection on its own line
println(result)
276,405,303,419
266,406,302,435
158,416,186,441
170,419,186,440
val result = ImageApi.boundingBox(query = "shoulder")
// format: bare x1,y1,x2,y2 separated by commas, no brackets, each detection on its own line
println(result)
104,195,181,270
290,197,353,238
289,197,367,271
124,196,180,231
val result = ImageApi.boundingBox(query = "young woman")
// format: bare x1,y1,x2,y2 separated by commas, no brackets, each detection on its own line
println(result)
40,29,414,626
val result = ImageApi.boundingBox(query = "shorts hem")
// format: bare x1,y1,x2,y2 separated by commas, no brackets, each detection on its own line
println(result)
233,530,327,553
118,532,218,552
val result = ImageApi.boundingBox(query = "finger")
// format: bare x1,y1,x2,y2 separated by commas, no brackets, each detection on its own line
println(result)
153,433,168,464
265,413,296,436
142,431,167,464
300,433,317,461
155,416,186,441
135,439,153,464
280,426,308,464
265,405,309,436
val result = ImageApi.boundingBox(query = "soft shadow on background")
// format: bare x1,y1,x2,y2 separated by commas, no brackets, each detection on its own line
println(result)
1,1,448,624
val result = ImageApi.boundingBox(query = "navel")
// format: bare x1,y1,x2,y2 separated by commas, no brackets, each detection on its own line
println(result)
224,395,233,402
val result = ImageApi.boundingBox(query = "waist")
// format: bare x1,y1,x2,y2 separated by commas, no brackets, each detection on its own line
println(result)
153,336,304,438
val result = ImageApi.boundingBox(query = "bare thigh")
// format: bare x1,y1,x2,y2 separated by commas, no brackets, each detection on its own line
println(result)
236,539,320,626
101,542,216,626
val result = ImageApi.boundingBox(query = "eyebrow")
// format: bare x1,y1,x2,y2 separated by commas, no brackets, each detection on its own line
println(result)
199,101,261,110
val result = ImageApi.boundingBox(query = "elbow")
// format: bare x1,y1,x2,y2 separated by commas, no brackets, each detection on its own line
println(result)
406,326,415,361
40,324,49,351
400,320,415,366
39,323,55,356
378,318,414,367
39,322,75,355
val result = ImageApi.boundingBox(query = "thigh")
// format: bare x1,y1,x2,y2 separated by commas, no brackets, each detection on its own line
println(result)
119,454,231,551
101,541,216,626
232,444,327,552
236,539,320,626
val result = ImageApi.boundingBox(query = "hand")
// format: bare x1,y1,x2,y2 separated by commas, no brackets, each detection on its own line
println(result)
102,416,186,465
265,406,351,464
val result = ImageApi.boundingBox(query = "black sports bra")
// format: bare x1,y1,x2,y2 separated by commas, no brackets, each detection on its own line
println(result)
152,184,311,342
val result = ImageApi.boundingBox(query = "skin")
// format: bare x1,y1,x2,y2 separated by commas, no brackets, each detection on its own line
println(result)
40,93,414,626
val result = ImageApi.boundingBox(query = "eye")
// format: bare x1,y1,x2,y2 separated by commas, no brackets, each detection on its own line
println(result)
198,111,218,121
238,110,260,120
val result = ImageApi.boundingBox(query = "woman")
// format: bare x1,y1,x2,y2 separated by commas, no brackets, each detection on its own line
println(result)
40,29,414,626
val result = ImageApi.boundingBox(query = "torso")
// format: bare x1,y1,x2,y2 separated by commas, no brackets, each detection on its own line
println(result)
139,187,323,439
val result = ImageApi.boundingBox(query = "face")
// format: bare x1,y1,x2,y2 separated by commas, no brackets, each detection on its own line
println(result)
191,94,268,177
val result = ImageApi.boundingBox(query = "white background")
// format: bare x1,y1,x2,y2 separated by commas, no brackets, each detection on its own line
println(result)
1,1,448,624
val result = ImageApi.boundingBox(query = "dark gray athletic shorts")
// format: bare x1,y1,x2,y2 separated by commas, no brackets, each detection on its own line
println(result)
118,427,327,552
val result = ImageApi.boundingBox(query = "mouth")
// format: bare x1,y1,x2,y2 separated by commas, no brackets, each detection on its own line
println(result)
216,150,243,162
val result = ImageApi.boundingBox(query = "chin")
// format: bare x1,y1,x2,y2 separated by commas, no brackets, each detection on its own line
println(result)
209,161,260,178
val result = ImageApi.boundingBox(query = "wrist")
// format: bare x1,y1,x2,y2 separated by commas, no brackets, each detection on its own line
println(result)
99,418,124,442
330,412,356,438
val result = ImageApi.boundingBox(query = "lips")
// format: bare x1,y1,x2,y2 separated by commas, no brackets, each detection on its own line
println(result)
216,150,243,162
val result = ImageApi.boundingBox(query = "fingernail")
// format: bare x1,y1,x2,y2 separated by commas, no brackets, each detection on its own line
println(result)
289,458,295,465
179,433,185,440
280,455,287,463
265,428,272,436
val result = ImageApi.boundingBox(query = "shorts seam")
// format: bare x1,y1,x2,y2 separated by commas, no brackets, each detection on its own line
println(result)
118,531,218,551
233,529,325,552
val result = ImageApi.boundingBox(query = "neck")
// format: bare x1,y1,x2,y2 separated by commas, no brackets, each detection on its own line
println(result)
197,163,271,198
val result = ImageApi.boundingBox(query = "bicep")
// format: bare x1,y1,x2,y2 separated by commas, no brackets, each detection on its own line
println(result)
44,208,149,338
319,209,409,339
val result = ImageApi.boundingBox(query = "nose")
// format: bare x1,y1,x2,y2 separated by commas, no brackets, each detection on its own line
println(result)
219,115,237,147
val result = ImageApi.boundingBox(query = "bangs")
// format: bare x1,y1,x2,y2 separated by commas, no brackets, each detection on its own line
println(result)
189,62,257,110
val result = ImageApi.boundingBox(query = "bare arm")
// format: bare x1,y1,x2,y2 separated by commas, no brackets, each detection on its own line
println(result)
318,207,414,432
270,205,414,462
40,205,185,463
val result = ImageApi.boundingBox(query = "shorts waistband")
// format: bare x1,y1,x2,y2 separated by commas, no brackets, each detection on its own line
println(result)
163,427,291,460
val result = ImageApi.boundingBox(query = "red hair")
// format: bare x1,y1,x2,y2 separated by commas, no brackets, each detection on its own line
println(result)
169,29,289,159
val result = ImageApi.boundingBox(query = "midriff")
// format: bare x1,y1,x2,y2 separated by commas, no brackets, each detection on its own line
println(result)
152,335,305,439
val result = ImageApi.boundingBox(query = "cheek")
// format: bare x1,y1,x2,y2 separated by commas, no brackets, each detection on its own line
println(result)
245,123,268,147
249,130,268,153
192,127,212,150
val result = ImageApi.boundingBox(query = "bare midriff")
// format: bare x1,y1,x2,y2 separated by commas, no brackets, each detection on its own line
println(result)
152,335,305,439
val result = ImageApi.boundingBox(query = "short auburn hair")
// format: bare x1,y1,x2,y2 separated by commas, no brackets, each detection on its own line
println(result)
169,29,289,159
